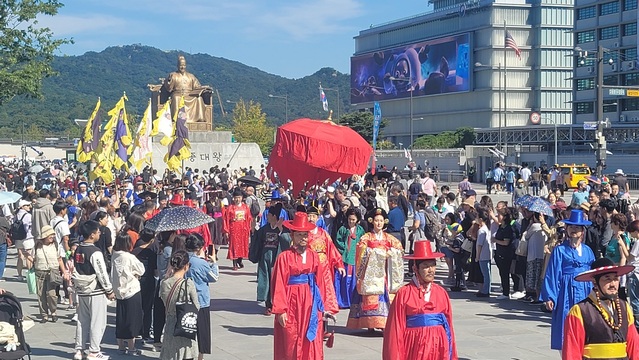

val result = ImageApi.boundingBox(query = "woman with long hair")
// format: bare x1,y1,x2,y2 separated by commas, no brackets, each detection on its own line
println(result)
111,232,145,355
492,207,520,300
122,211,146,251
160,251,199,360
334,208,365,309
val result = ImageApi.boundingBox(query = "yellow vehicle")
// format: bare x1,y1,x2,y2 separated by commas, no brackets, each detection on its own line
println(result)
560,164,591,189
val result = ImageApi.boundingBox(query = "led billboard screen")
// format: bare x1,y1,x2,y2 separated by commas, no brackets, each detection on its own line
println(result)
350,33,470,103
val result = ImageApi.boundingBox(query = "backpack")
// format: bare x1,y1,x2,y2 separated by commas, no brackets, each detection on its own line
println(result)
249,196,261,217
10,213,27,241
422,208,445,246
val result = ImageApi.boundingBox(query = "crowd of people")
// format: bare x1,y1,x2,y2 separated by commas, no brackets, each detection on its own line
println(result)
0,159,636,359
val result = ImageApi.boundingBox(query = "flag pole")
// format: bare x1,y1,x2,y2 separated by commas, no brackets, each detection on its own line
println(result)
503,20,508,157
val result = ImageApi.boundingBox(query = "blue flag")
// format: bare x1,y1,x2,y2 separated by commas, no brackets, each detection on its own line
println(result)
373,102,381,149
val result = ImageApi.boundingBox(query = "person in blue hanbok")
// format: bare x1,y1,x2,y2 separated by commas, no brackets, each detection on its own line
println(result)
540,209,595,350
334,208,365,309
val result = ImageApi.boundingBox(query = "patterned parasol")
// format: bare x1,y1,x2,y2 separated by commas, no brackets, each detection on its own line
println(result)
524,196,554,217
514,194,534,207
145,206,214,232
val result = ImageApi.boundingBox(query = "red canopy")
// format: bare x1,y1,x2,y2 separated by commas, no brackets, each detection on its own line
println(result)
268,118,373,191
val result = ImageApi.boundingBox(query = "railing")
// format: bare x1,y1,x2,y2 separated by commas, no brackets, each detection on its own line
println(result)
626,177,639,191
400,169,466,184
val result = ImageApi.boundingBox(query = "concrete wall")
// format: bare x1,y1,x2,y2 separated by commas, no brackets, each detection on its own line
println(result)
151,132,265,174
0,144,67,160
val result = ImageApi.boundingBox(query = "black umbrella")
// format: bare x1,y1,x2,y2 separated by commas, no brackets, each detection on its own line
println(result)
237,175,262,187
145,206,214,232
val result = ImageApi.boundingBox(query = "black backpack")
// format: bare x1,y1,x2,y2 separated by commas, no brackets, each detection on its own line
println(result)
249,197,261,218
10,213,27,241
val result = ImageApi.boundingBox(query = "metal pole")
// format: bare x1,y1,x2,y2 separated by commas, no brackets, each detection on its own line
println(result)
554,122,558,165
498,62,502,149
336,88,340,122
503,21,508,157
596,44,605,177
410,88,414,148
285,96,288,123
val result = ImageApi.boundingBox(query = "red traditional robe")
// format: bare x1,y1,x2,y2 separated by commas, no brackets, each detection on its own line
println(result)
308,227,342,314
271,248,327,360
223,203,252,259
383,279,458,360
563,292,639,360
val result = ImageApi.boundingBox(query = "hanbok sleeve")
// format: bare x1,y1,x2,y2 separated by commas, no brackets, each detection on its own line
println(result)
222,206,231,235
442,288,458,360
271,251,290,315
541,245,562,303
335,227,348,255
325,231,344,271
627,302,639,360
562,305,585,360
382,286,407,360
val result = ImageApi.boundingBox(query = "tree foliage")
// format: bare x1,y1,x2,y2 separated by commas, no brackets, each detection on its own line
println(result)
339,111,387,143
0,0,71,104
413,127,476,149
231,99,274,155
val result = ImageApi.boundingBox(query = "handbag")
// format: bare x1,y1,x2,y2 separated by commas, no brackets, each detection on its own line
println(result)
515,231,528,257
26,268,36,295
167,279,198,340
461,238,474,253
42,246,63,286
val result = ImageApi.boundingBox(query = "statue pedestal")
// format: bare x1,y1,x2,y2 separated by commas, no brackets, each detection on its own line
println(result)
151,131,265,174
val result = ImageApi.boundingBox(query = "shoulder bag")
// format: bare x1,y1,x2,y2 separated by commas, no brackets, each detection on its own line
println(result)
169,279,198,340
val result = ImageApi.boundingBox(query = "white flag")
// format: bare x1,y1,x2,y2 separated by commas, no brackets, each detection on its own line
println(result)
152,100,174,146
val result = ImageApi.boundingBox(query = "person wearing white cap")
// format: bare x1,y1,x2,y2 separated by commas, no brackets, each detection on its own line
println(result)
14,199,34,281
614,169,630,197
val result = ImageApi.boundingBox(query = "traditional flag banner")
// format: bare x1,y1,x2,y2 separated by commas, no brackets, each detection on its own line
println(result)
164,97,191,172
132,100,153,172
93,94,128,183
505,30,522,60
320,86,329,112
153,99,174,146
76,98,101,163
372,102,381,149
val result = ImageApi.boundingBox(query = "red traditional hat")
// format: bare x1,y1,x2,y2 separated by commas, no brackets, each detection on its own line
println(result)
283,212,316,232
575,257,634,282
170,194,184,206
404,240,445,260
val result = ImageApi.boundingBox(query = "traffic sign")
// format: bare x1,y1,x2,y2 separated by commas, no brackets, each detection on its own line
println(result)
583,122,597,130
608,88,626,96
628,89,639,97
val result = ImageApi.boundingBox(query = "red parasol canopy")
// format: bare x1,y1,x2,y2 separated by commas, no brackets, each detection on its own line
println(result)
267,118,373,191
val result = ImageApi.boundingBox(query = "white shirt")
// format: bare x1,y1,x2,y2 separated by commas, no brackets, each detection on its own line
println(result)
519,168,532,181
50,216,70,257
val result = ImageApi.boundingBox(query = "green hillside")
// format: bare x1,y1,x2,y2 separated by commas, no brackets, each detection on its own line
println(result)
0,44,352,139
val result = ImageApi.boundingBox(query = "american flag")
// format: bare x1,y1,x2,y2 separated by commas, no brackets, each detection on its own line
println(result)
505,30,521,60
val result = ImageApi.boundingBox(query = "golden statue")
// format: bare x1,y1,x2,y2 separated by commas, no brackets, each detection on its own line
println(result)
149,55,213,130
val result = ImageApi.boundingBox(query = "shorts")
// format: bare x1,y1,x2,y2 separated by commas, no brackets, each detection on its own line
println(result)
197,307,211,354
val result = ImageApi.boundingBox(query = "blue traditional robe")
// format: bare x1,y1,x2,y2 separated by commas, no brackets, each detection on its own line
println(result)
540,241,594,350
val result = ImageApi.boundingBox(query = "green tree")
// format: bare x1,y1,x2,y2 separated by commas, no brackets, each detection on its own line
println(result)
231,99,274,155
377,139,396,150
412,127,476,149
0,0,72,103
340,111,387,143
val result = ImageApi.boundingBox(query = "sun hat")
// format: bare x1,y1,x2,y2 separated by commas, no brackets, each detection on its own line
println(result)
404,240,445,260
283,212,316,232
563,209,592,226
38,225,55,240
18,199,31,208
575,257,634,282
462,199,475,208
615,169,625,175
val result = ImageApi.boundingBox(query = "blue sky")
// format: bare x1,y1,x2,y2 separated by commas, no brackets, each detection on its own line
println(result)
39,0,431,79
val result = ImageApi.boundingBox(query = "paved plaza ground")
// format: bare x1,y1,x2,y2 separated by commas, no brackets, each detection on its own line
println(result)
4,187,562,359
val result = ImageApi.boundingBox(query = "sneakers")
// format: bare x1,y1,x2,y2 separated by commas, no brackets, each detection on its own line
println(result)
511,291,526,300
86,352,109,359
73,350,83,360
128,349,142,356
72,313,78,322
496,294,509,300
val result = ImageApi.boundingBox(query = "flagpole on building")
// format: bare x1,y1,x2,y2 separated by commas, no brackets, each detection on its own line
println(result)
503,20,508,157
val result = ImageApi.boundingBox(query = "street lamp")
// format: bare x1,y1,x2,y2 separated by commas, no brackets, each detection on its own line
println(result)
268,94,288,123
388,76,414,147
541,116,558,165
319,83,340,121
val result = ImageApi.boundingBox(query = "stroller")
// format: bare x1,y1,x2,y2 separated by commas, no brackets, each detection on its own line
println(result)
0,293,31,360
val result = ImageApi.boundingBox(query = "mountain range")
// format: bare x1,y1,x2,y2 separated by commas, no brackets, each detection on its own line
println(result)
0,44,352,138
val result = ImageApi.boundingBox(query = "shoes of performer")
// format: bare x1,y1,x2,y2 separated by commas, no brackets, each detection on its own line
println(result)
232,266,239,271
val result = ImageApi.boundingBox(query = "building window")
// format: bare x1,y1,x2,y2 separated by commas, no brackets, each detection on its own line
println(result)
576,78,595,90
624,0,637,11
600,1,620,15
624,23,637,36
577,30,596,43
576,102,594,114
624,48,637,61
577,6,597,19
622,98,639,111
600,26,619,40
623,72,639,86
604,75,619,85
604,100,618,112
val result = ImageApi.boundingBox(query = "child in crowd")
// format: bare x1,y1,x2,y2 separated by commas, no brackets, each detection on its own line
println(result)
449,223,470,292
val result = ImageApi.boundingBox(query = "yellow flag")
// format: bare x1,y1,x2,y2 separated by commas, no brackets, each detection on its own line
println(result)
76,98,101,163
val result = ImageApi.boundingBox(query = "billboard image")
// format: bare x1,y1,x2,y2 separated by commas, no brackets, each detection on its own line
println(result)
350,33,470,103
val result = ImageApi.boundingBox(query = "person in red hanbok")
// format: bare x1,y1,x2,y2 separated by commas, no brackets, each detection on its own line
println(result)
563,257,639,360
306,205,344,314
223,189,252,270
180,199,212,252
383,240,457,360
271,212,331,360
